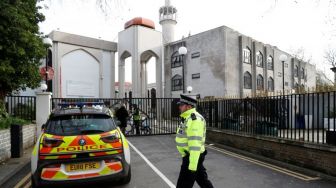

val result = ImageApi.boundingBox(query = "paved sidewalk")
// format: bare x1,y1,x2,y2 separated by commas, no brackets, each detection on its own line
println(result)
0,147,33,187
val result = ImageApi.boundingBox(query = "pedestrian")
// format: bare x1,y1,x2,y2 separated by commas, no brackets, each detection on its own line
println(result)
176,94,214,188
133,104,141,135
115,103,129,135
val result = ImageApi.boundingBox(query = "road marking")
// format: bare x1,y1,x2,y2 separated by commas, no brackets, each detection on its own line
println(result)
128,140,176,188
23,181,31,188
206,145,320,181
14,172,31,188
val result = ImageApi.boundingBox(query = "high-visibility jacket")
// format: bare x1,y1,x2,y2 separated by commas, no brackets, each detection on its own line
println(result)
133,109,141,121
175,108,206,171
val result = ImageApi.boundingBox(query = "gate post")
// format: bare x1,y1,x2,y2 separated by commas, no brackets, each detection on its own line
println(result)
129,91,133,111
36,92,52,137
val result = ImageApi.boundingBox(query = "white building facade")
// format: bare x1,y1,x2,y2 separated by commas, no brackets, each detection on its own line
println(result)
48,31,117,98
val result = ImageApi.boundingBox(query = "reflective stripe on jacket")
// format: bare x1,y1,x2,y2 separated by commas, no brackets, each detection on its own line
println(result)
175,108,206,171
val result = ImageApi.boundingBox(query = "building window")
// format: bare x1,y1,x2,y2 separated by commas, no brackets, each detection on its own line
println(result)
172,74,183,91
278,72,282,77
285,82,289,86
294,65,299,77
267,56,273,70
191,52,200,59
243,71,252,89
268,77,274,91
256,51,263,67
285,63,288,68
301,68,305,79
243,48,251,64
171,52,183,68
257,74,264,90
192,73,200,79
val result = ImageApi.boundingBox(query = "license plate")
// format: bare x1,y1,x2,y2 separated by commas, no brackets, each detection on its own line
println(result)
66,162,100,172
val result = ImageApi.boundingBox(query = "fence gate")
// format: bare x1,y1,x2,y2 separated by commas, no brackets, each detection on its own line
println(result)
51,97,179,136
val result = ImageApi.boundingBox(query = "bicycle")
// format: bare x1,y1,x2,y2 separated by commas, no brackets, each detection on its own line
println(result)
125,115,152,135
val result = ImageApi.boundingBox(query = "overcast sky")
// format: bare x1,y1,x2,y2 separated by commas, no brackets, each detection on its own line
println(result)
38,0,336,83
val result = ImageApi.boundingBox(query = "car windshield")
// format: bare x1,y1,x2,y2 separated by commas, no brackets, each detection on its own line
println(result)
46,114,116,136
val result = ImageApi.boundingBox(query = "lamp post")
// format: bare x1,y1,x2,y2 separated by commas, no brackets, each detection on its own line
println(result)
279,54,288,129
279,54,288,94
178,46,188,93
187,86,193,94
331,67,336,86
42,37,52,90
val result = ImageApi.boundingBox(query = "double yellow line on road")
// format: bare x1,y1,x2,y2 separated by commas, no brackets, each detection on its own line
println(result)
14,173,31,188
206,144,320,181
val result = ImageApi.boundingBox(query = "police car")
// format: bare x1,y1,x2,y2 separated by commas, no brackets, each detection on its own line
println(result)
31,102,131,187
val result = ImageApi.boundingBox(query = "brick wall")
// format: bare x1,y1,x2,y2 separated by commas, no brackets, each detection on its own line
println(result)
0,124,36,163
207,128,336,176
22,124,36,150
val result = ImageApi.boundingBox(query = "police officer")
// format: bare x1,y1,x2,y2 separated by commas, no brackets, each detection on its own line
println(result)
176,94,214,188
133,104,141,135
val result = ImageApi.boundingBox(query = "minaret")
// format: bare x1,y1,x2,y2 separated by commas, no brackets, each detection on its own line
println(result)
159,0,177,44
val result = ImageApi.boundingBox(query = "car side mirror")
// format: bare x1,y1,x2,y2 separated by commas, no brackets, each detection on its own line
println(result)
41,123,46,130
115,120,121,127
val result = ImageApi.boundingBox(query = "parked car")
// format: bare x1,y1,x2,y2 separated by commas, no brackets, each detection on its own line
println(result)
31,102,131,187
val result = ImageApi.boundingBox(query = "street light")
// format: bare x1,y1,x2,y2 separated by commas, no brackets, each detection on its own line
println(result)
43,37,52,91
187,86,193,93
178,46,188,93
279,54,288,94
43,38,52,47
40,83,48,92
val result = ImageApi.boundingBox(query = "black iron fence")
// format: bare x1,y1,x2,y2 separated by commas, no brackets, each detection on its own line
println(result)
5,96,36,122
51,97,180,136
198,91,336,145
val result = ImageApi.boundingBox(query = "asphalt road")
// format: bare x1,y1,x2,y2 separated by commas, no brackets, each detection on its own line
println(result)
7,135,336,188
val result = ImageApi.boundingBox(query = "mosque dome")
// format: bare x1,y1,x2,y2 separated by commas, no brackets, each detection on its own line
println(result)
124,17,155,30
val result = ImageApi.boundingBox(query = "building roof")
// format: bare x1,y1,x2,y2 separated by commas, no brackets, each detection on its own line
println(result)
48,30,118,52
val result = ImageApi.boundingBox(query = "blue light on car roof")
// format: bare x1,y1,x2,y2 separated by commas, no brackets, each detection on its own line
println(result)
58,102,104,108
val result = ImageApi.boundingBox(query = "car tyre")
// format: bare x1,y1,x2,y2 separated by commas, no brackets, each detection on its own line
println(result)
120,166,131,185
31,176,40,188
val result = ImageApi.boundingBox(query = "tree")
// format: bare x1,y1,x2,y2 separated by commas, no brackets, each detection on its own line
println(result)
325,48,336,84
0,0,46,115
325,48,336,67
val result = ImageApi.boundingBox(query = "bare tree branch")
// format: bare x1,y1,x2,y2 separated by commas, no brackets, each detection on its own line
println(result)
325,48,336,67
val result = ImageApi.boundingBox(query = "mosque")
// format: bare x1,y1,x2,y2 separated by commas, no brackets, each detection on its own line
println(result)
31,0,316,98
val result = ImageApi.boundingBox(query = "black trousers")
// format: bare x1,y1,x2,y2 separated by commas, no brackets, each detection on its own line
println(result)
176,150,214,188
134,120,141,135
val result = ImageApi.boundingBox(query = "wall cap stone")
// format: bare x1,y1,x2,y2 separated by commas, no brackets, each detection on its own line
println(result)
207,128,336,152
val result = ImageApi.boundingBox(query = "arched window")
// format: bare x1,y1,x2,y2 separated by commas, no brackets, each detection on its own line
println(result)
171,51,182,68
294,65,299,77
256,51,263,67
244,71,252,89
257,74,264,90
172,74,183,91
267,77,274,91
301,68,305,79
243,47,251,64
267,56,273,70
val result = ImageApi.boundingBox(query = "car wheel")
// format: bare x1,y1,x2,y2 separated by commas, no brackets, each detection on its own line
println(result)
120,166,131,185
